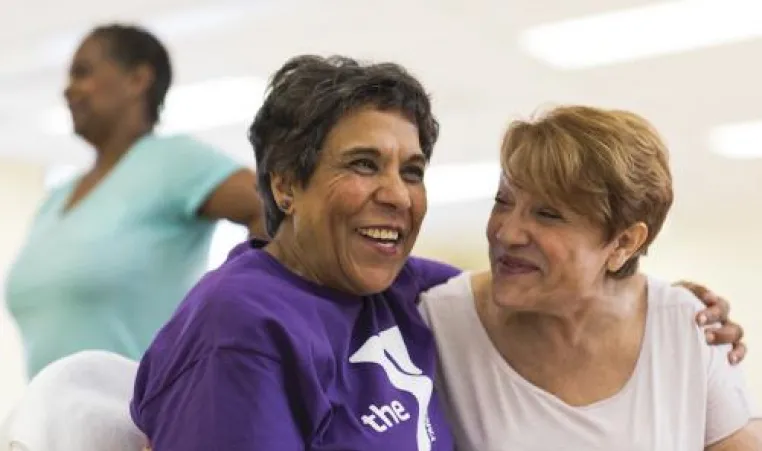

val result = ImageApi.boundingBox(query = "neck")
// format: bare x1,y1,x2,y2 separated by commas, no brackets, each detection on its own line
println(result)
265,228,324,287
486,274,647,351
89,115,151,171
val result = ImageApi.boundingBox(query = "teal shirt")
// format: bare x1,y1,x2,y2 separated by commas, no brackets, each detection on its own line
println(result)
5,134,244,378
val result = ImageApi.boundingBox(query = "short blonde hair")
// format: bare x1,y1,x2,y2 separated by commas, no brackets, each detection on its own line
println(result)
500,105,673,278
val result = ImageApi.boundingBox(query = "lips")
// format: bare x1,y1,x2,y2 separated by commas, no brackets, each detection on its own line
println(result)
496,254,540,275
357,227,401,242
356,226,406,256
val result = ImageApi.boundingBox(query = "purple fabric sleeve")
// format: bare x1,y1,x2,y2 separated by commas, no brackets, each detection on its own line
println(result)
407,257,462,293
135,349,305,451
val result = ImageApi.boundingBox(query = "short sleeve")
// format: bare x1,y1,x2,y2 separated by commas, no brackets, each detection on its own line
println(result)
158,135,244,219
132,349,306,451
407,257,462,292
705,343,761,445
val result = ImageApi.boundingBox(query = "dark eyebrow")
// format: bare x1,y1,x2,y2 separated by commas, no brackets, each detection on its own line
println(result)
406,153,428,166
343,147,381,159
342,146,427,166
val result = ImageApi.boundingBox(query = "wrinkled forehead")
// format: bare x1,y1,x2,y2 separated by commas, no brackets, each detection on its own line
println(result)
323,108,424,161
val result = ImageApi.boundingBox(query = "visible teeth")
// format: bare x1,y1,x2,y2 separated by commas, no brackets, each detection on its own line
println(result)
358,228,399,241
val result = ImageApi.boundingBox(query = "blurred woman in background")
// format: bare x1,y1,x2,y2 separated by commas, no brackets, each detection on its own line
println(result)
4,24,265,378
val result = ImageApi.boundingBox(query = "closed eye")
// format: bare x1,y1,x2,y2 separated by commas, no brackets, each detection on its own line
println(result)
494,193,513,206
537,209,563,220
350,158,378,174
402,166,425,183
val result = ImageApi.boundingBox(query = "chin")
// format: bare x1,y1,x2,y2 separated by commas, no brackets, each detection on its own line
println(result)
72,123,88,139
353,266,400,295
491,280,541,311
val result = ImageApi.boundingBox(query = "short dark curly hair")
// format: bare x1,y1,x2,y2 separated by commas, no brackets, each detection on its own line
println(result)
248,55,439,237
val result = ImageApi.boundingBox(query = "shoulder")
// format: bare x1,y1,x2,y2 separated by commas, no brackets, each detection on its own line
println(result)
133,249,323,409
395,256,462,294
133,134,244,214
132,134,237,170
137,133,216,154
170,248,319,352
141,247,319,369
418,272,474,326
420,272,473,305
647,276,706,321
644,275,711,362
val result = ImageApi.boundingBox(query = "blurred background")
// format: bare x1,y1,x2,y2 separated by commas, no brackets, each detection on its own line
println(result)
1,0,761,417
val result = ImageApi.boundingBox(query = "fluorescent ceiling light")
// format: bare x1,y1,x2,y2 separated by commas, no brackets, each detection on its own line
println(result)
42,76,267,136
31,0,282,72
709,120,762,159
519,0,762,70
426,162,500,206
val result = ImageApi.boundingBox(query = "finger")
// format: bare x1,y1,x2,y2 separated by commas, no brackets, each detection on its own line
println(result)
705,321,743,345
708,296,730,322
675,280,706,296
696,289,722,307
696,304,723,326
729,342,747,365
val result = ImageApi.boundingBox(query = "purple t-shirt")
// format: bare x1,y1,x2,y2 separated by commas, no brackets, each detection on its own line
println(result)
130,240,460,450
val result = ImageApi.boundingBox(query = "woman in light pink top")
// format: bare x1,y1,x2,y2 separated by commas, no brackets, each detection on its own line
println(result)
420,105,760,451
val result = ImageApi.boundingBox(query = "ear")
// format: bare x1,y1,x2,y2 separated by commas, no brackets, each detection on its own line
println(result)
606,222,648,272
270,172,296,215
126,63,154,99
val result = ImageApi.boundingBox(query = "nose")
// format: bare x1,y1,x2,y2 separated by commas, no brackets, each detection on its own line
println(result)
375,171,412,210
492,211,531,247
63,81,74,104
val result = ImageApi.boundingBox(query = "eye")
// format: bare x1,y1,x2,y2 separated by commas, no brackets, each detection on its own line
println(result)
350,158,377,174
402,165,425,183
494,191,512,205
70,62,90,78
537,208,563,220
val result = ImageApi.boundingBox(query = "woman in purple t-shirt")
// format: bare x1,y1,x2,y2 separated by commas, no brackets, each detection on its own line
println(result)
131,55,460,451
130,55,745,451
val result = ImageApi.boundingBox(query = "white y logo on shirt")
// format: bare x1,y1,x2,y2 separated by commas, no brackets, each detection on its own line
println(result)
349,326,435,451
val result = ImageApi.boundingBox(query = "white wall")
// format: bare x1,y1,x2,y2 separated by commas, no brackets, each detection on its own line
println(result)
0,159,45,419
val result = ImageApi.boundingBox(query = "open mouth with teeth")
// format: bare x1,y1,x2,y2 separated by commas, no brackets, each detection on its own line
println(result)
357,227,402,249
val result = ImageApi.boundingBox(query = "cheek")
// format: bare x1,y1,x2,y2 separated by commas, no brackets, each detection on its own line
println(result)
546,241,606,284
319,177,369,223
485,212,500,242
409,186,427,229
92,76,125,107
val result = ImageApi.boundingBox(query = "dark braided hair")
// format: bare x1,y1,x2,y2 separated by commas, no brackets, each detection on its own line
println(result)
90,24,172,126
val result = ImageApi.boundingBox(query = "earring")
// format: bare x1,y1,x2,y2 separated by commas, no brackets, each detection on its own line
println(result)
279,199,292,213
